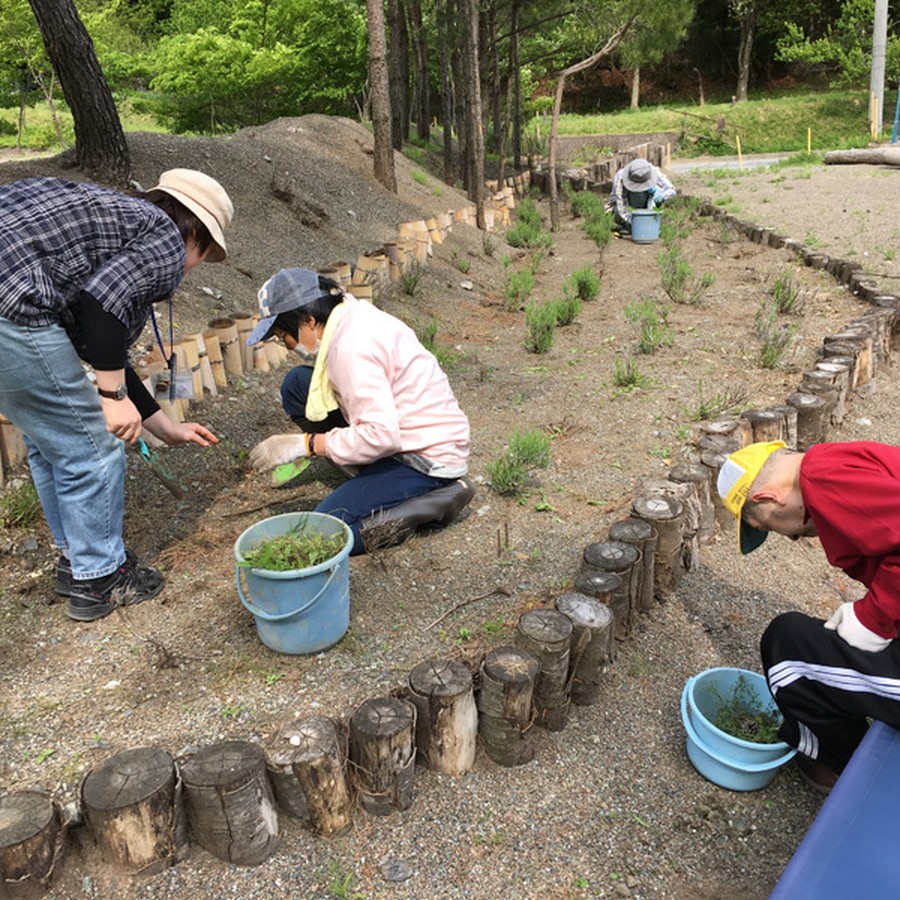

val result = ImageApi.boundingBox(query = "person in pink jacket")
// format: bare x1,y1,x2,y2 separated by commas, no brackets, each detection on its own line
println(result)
247,268,473,554
718,439,900,793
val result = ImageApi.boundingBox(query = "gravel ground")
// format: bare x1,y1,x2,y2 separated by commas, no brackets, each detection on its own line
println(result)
1,129,897,899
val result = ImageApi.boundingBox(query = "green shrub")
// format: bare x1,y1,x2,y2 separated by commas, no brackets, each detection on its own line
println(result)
506,198,554,249
566,267,601,301
552,292,582,326
625,297,673,354
503,268,534,311
612,356,649,390
487,427,551,498
524,300,556,353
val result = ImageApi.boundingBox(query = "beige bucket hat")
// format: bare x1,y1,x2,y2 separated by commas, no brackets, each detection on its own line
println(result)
150,168,233,262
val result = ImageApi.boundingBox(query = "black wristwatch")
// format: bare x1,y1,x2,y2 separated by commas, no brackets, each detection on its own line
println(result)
97,384,128,401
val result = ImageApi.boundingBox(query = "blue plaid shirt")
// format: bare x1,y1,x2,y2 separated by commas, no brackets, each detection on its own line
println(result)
0,177,185,348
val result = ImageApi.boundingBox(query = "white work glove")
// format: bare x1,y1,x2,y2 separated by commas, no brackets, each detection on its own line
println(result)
249,434,308,471
824,602,892,652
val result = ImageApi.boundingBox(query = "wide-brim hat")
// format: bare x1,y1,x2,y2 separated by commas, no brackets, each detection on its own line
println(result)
622,158,653,192
717,440,787,554
150,168,233,263
247,267,333,345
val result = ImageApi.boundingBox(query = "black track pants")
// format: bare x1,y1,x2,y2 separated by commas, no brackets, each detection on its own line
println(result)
760,611,900,769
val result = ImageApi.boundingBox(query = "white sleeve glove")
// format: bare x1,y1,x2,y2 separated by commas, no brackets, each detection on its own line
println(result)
824,601,892,652
249,434,308,471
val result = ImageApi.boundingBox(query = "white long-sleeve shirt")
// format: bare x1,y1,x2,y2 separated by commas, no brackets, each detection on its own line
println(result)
323,298,470,477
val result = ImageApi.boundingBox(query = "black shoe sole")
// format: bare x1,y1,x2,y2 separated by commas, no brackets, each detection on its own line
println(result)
67,579,165,622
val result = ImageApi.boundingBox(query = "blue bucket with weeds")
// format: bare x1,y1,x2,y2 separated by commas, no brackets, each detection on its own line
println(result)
235,512,353,655
630,209,662,243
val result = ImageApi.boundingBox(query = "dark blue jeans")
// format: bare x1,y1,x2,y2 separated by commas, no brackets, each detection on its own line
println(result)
280,365,449,554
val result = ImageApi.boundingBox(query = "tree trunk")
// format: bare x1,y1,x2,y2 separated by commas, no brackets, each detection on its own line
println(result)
435,0,455,184
510,0,522,170
386,0,408,149
367,0,397,192
407,0,429,142
735,15,755,102
460,0,485,228
27,0,130,184
630,67,640,109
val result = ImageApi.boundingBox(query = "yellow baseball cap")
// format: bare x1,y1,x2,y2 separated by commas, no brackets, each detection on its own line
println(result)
716,440,786,554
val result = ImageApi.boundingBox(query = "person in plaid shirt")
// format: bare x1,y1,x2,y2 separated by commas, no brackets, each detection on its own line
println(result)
0,170,233,621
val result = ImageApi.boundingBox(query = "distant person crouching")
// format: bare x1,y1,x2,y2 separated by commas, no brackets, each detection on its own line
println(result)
606,158,676,235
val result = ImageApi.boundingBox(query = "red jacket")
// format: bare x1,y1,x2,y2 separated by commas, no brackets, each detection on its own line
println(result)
801,441,900,639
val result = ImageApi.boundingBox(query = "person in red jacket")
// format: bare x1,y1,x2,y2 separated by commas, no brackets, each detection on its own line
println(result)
717,440,900,793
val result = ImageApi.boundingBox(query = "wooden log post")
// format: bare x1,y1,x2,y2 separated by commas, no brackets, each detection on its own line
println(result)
476,647,540,767
608,517,658,613
768,404,799,450
202,330,228,389
289,716,353,836
740,408,785,444
554,592,614,706
787,392,830,449
824,327,873,386
814,360,852,424
349,697,417,816
631,495,685,602
180,741,279,866
581,541,640,640
668,464,715,545
699,450,731,532
853,310,893,368
232,313,256,372
637,478,697,574
81,747,182,875
208,318,243,378
572,570,622,661
407,659,477,776
265,720,312,823
515,609,573,732
0,791,64,897
179,338,204,401
187,332,217,396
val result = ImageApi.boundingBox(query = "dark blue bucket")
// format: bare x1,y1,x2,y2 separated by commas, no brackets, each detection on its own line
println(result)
235,512,353,655
631,209,662,243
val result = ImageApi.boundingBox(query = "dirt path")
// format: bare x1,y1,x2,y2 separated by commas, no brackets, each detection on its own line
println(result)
1,128,897,898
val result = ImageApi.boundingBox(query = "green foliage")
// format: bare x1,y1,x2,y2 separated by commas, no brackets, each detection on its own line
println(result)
551,291,582,326
624,297,672,354
418,318,460,369
400,261,424,297
687,380,749,422
503,267,534,311
567,188,613,248
450,246,470,273
711,674,782,744
771,268,803,314
239,522,346,571
566,267,601,301
524,300,556,354
0,480,40,529
755,298,798,369
612,356,649,390
657,244,715,306
506,198,553,249
487,427,551,498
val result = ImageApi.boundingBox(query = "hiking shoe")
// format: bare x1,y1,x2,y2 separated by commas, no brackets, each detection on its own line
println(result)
56,548,140,597
67,557,165,622
794,753,841,795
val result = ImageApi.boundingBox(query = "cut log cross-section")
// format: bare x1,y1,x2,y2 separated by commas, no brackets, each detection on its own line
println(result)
408,659,478,776
349,697,417,816
180,741,279,866
571,569,622,662
786,392,830,450
631,495,684,602
81,747,182,875
607,517,658,613
477,646,540,767
0,791,63,897
515,608,573,732
668,464,715,546
581,541,640,640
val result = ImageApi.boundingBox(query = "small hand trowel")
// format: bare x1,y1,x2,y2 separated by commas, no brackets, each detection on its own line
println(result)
271,457,312,487
135,437,185,499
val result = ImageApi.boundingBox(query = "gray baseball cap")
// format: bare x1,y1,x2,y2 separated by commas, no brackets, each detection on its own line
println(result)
246,268,327,345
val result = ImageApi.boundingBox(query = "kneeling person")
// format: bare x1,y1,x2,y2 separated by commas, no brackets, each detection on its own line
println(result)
247,268,473,554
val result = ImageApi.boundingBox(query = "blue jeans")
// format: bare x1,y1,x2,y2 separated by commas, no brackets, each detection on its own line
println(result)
0,318,126,579
280,365,447,554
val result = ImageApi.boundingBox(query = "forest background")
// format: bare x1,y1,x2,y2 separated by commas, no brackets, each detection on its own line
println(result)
3,0,900,172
